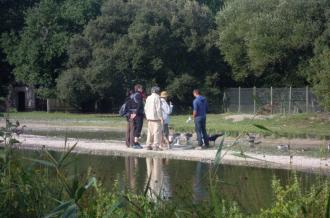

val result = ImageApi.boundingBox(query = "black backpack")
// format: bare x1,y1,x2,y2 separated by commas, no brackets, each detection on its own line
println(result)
119,101,128,117
119,93,139,117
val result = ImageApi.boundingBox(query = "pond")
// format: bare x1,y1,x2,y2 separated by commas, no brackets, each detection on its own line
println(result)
20,149,327,215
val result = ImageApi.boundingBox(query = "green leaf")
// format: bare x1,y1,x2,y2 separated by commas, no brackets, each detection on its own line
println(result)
0,152,5,161
62,204,78,218
58,142,78,168
214,136,225,165
44,149,59,167
23,157,55,167
44,200,75,218
253,124,273,132
75,177,96,201
104,198,125,217
144,172,152,197
9,138,20,144
326,191,330,218
84,177,97,189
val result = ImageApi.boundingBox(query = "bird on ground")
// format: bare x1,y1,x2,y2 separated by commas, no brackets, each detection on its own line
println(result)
14,125,26,136
277,144,290,151
184,133,193,142
170,133,181,146
246,133,261,147
208,133,224,146
246,133,256,142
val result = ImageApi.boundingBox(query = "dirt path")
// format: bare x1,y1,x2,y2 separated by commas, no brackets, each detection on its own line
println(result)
14,134,330,175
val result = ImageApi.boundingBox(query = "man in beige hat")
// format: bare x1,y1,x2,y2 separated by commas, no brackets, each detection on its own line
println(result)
160,91,173,148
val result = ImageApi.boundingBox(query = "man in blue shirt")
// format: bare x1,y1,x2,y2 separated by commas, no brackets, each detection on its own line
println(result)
192,89,209,149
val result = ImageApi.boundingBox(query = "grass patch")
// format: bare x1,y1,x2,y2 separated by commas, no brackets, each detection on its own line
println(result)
6,112,330,139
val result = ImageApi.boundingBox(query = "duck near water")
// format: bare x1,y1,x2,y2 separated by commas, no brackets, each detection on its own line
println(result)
208,133,224,146
246,133,261,147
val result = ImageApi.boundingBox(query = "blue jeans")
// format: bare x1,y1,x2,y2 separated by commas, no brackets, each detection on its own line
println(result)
194,116,209,146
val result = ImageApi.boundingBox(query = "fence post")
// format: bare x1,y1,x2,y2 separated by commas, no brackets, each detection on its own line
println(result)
270,86,273,114
306,86,309,113
238,86,241,113
289,86,292,114
253,86,256,114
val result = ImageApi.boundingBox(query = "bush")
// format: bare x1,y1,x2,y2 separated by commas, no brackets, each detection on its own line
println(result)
57,68,96,111
166,74,200,113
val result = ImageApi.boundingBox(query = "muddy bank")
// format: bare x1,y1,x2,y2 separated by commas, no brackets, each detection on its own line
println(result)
9,134,330,175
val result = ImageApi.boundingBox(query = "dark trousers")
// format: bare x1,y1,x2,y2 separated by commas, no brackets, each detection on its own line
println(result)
134,115,143,137
194,116,209,146
125,120,135,147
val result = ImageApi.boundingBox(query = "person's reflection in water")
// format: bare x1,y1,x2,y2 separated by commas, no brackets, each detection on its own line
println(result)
125,156,138,191
193,162,208,203
146,158,171,201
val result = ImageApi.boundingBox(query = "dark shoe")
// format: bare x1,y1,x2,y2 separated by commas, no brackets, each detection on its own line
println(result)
153,147,163,151
145,145,152,150
134,142,143,149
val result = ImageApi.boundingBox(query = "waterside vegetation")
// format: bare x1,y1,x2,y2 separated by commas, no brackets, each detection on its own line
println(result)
1,117,330,217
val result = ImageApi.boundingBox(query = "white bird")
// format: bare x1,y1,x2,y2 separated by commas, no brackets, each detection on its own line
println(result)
186,116,192,123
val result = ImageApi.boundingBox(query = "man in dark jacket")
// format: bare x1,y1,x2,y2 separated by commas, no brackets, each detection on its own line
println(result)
125,84,144,148
132,84,144,146
192,89,209,149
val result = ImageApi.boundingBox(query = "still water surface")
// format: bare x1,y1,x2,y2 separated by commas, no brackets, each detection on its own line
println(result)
22,149,327,214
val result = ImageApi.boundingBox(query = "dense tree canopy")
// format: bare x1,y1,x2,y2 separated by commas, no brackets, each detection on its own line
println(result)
58,0,230,111
216,0,329,86
1,0,103,98
0,0,39,99
1,0,330,111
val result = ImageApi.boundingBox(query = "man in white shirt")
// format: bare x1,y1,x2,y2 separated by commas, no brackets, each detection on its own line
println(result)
144,86,163,150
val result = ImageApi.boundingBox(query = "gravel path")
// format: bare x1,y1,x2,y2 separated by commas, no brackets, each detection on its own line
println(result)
14,134,330,175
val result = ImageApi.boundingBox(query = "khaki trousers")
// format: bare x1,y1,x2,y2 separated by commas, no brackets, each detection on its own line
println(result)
146,120,162,148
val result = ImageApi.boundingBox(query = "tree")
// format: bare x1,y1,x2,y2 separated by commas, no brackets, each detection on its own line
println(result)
59,0,230,111
167,74,200,112
216,0,328,86
0,0,39,101
1,0,102,99
307,49,330,110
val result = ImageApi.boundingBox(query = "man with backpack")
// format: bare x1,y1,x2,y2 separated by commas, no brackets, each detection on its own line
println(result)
122,84,144,149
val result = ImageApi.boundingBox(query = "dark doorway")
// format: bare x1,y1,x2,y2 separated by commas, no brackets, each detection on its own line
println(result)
17,91,25,111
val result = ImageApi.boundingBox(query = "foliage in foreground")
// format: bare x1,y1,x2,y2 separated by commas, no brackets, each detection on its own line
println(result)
0,118,330,217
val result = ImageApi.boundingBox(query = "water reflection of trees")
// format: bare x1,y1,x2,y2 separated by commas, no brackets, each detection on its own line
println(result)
146,158,171,201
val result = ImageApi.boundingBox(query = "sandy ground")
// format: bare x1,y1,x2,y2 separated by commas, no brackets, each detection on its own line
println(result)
11,134,330,175
224,114,274,122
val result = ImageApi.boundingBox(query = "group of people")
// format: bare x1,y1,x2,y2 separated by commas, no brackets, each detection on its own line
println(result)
123,84,209,150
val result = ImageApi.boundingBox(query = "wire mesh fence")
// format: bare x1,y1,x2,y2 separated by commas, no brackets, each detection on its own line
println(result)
224,87,322,114
1,85,323,114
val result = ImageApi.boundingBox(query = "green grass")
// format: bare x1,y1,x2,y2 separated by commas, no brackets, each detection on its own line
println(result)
172,113,330,139
6,112,330,139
